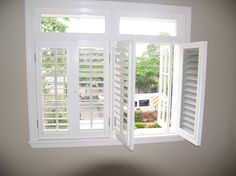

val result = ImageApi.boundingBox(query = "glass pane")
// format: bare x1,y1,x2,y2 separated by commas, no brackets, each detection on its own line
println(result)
40,48,68,131
120,16,176,36
41,14,105,33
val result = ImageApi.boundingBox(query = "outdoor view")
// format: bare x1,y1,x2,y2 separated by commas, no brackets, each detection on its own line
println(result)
135,43,162,130
40,16,171,131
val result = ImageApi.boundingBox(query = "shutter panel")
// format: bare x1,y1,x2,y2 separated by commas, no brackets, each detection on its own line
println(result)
113,40,136,150
78,47,106,131
36,41,73,139
76,41,110,137
174,41,207,146
158,45,173,129
40,47,69,131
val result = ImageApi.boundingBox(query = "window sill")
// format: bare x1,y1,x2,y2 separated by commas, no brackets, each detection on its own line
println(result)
29,133,184,148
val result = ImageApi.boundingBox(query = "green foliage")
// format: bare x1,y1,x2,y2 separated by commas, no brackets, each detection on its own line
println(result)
152,122,161,128
135,121,161,129
136,44,160,93
135,122,146,128
159,32,170,36
135,110,143,122
41,17,69,32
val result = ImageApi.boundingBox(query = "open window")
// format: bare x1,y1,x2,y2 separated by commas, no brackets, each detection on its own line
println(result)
129,41,207,147
26,1,208,149
113,40,136,150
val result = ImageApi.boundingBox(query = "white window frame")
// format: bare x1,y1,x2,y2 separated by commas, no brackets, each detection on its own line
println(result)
25,0,193,148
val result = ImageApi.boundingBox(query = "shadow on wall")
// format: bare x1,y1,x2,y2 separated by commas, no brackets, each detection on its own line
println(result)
61,162,156,176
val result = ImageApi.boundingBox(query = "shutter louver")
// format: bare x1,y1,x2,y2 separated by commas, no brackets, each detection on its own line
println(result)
40,48,69,132
180,49,199,135
78,48,105,130
174,41,207,146
114,40,135,150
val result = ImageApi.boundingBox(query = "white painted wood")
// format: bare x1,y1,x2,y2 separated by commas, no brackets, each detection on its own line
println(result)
76,40,110,138
25,0,192,148
158,45,173,130
29,133,183,148
35,41,73,139
174,41,208,146
114,40,135,151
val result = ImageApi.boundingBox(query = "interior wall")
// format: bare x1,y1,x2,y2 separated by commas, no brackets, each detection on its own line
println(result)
0,0,235,176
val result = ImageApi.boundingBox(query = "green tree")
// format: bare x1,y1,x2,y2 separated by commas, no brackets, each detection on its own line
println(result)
136,44,160,93
41,17,69,32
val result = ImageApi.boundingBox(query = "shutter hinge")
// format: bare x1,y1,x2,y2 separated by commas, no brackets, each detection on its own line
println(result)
109,53,111,63
34,52,36,63
36,120,39,128
108,118,111,126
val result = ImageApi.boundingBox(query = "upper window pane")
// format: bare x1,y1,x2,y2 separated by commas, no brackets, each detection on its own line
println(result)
41,14,105,33
119,16,177,36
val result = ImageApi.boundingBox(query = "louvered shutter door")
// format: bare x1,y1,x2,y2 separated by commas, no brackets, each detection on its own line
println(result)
36,41,74,139
78,47,106,130
174,41,207,146
40,48,69,132
113,40,136,150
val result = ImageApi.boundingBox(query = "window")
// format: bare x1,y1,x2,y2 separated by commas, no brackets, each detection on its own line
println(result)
119,16,177,36
41,14,106,33
25,0,207,150
139,100,150,107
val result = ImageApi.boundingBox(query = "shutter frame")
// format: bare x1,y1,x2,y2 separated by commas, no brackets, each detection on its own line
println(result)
174,41,207,146
158,45,173,130
113,40,136,150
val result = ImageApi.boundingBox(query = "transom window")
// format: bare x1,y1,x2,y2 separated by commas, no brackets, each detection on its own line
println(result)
41,14,106,33
119,16,177,36
25,0,207,150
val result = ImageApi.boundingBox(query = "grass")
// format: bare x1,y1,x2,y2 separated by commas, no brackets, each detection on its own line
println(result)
135,121,161,129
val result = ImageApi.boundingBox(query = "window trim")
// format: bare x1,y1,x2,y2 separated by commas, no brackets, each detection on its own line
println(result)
29,133,184,148
25,0,192,148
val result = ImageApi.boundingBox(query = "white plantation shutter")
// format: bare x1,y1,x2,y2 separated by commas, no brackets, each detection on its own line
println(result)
158,45,173,129
77,42,110,137
36,41,74,139
36,41,110,139
113,40,136,150
173,41,207,146
40,48,69,131
78,47,106,130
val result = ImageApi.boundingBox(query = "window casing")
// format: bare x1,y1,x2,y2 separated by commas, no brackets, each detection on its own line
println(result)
25,0,206,149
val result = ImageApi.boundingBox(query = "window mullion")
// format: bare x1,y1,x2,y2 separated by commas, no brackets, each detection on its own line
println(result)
67,42,80,137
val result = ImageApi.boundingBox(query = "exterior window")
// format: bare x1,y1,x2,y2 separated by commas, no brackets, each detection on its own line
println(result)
139,100,149,107
119,16,177,36
26,1,207,150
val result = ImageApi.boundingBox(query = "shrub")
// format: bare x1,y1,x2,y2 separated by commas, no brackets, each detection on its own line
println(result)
153,122,161,128
135,110,143,122
135,122,146,128
142,111,157,122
